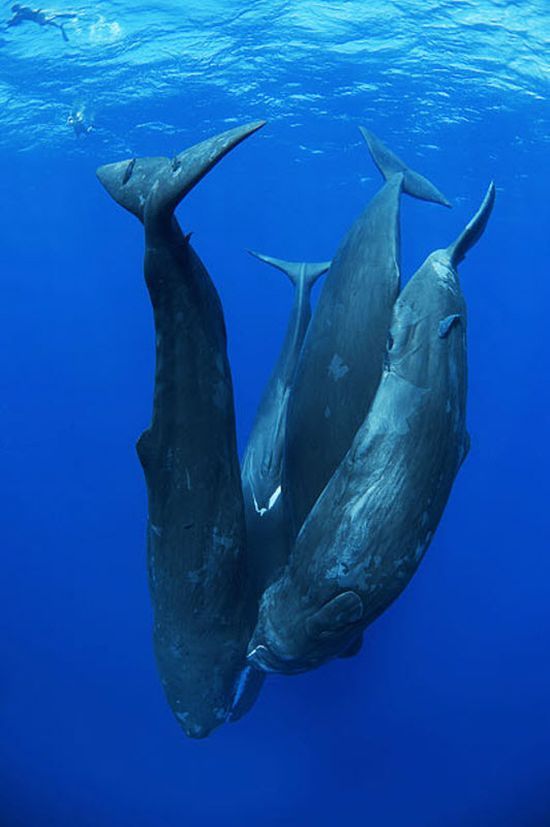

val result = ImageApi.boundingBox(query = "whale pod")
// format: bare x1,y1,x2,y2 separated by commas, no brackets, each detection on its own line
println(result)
248,183,495,674
283,129,452,539
97,121,265,737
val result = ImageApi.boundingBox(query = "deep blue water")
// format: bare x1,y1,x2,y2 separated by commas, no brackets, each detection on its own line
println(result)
1,2,549,825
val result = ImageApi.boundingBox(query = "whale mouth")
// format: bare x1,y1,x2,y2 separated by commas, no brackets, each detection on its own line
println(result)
247,643,312,675
247,644,279,672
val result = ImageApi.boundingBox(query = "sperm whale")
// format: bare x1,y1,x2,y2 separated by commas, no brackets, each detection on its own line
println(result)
283,129,451,539
248,183,495,674
97,121,265,737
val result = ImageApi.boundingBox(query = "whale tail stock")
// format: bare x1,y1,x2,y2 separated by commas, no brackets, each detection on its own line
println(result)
247,251,331,289
96,120,266,222
359,127,452,208
446,181,496,267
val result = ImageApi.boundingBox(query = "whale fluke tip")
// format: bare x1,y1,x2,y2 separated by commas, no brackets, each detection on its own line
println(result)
248,250,330,288
96,120,266,222
359,126,452,208
447,181,496,268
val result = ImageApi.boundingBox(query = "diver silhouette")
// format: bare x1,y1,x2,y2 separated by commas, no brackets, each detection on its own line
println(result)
67,108,93,136
6,4,76,41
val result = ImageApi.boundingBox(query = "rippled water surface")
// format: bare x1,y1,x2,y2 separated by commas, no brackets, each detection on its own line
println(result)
1,0,548,153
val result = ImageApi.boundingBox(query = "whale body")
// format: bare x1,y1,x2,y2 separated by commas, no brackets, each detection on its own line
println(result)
241,253,330,600
97,121,265,737
283,129,452,539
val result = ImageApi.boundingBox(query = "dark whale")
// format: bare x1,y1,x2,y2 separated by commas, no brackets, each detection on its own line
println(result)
241,253,330,600
97,121,265,737
248,182,495,674
283,129,451,538
231,254,329,718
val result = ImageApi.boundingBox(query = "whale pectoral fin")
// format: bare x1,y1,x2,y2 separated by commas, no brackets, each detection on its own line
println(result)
306,591,364,640
438,313,462,338
338,632,364,659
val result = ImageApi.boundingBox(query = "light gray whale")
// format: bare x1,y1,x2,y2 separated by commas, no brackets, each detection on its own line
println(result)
97,121,265,737
248,182,495,674
283,129,451,538
241,253,330,600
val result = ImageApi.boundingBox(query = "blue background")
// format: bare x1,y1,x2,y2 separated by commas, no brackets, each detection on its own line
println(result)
0,2,549,824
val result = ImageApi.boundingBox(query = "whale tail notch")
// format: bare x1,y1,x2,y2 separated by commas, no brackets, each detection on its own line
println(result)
247,250,331,289
96,120,266,223
359,127,452,208
446,181,496,268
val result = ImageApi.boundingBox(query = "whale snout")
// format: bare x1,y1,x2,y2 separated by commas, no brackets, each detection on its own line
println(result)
183,721,212,740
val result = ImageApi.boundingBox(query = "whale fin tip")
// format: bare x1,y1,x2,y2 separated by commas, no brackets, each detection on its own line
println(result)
359,126,452,208
248,250,330,288
97,120,266,223
446,181,496,267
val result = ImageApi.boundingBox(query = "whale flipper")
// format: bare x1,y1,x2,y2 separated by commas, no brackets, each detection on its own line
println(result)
305,591,364,640
446,182,496,267
96,120,266,222
247,251,331,288
359,127,452,208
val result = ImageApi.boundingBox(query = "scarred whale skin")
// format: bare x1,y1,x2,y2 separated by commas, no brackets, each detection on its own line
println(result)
248,183,495,675
241,253,330,601
97,121,265,737
283,129,451,539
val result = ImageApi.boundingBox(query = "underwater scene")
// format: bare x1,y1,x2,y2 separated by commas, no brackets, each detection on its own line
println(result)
1,1,549,825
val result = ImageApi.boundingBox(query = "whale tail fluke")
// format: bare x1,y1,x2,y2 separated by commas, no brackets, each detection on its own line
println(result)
446,182,496,268
96,120,266,223
359,127,452,208
247,251,331,289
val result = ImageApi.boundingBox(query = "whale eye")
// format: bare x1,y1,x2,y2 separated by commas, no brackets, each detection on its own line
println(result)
387,331,394,351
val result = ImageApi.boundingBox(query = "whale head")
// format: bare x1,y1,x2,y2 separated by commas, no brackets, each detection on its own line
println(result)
247,580,364,674
153,622,248,739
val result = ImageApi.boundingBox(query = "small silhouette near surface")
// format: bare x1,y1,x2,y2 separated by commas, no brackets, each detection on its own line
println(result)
6,4,76,41
67,107,93,136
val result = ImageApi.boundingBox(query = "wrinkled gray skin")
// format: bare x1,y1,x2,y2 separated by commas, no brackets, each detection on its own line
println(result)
97,121,265,737
283,129,451,539
248,183,495,674
241,253,330,601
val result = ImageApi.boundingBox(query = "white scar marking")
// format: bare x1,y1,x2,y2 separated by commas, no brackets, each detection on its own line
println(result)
268,485,282,509
252,492,267,517
328,354,349,381
252,485,281,516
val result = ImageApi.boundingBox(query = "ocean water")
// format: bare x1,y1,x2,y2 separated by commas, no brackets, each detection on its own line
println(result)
1,1,549,825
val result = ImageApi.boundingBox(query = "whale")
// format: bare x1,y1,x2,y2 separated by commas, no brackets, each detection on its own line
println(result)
97,121,265,737
231,254,329,719
248,182,495,674
283,129,451,538
241,253,330,600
